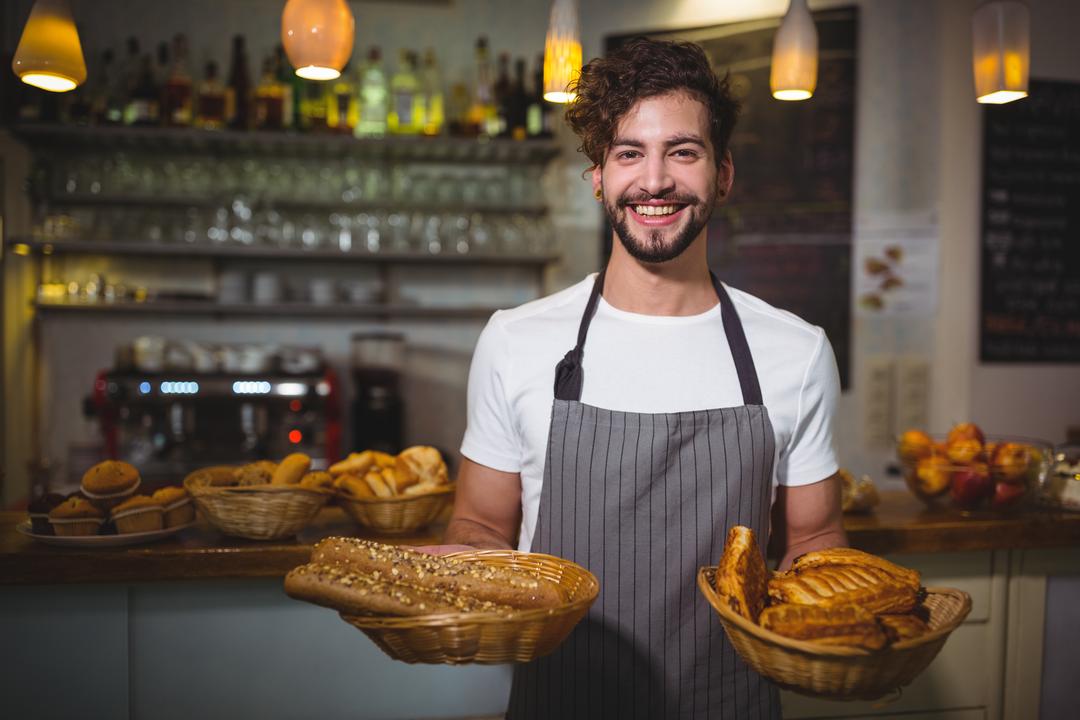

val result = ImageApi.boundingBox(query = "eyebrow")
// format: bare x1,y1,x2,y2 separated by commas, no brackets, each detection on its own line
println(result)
611,134,708,149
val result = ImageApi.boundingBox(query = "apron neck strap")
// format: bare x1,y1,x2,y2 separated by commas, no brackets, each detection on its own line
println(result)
553,269,764,407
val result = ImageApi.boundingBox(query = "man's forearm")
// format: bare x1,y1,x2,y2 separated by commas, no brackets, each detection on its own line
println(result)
443,517,514,550
778,527,848,571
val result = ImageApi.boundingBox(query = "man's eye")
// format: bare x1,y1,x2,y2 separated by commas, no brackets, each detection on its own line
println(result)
672,149,700,158
617,150,641,160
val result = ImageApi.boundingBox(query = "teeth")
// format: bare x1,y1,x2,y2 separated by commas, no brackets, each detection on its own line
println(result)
633,205,680,216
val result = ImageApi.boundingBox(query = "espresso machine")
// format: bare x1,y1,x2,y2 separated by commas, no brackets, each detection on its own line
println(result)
86,340,341,485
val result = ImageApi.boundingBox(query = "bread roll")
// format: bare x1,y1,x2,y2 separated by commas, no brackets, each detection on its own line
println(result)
272,453,311,485
310,537,565,610
234,461,276,486
396,446,449,487
381,466,419,494
364,470,394,498
329,451,376,477
337,472,374,499
299,471,334,491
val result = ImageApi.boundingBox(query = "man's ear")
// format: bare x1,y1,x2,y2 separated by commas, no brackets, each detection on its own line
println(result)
717,149,734,200
591,165,603,199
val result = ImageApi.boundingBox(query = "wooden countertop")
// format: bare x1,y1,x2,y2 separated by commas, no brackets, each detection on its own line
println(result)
3,491,1079,586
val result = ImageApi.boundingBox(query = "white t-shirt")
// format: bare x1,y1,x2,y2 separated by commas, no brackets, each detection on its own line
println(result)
461,274,840,552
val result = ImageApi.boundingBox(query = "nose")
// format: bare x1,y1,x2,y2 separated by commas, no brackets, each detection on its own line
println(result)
639,153,675,198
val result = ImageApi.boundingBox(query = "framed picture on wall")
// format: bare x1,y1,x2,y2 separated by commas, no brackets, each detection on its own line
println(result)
604,7,857,387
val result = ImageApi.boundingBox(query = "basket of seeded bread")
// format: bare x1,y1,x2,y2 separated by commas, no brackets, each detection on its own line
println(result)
183,453,332,540
329,446,454,534
698,526,972,700
285,537,599,664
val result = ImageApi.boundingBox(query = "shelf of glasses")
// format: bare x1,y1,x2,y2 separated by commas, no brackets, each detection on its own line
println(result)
41,193,550,215
33,299,502,320
13,124,561,164
8,238,559,266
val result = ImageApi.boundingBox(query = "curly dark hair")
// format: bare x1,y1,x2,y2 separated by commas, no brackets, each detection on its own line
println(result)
564,38,740,169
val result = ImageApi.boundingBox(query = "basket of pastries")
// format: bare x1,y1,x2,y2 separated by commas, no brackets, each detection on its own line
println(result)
329,446,455,534
285,537,599,664
183,453,332,540
698,526,972,700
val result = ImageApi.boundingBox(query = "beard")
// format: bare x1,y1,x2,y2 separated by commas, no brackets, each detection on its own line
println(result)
604,182,717,264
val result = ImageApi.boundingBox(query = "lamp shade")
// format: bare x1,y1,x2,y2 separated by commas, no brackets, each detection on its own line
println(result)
770,0,817,101
972,1,1029,104
11,0,86,93
281,0,355,81
543,0,582,104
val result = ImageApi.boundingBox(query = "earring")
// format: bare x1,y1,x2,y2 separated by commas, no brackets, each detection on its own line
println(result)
594,188,602,200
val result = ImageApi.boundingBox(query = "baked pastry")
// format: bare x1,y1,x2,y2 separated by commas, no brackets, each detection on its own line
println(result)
714,525,768,622
233,461,276,486
363,470,394,498
81,460,141,509
111,495,164,534
759,603,887,650
151,486,195,527
284,562,515,617
876,613,930,643
299,471,334,491
311,537,565,610
48,497,105,536
395,446,449,488
767,564,918,615
272,453,311,485
329,450,394,477
335,472,375,499
27,492,66,534
791,547,921,592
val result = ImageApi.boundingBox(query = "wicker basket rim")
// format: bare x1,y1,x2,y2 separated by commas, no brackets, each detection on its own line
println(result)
341,549,599,628
183,475,331,496
697,566,972,657
336,483,456,504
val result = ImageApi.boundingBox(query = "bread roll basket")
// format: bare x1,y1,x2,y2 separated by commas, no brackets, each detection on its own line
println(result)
336,483,455,535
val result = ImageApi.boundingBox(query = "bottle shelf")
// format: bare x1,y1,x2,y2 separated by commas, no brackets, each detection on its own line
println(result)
12,124,560,164
33,299,501,320
8,238,558,265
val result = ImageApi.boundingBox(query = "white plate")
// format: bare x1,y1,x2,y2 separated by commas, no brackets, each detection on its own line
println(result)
16,519,197,548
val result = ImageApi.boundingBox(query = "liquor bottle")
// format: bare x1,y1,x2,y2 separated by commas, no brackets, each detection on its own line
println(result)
420,49,444,136
162,34,193,127
90,49,115,125
226,35,252,131
299,77,328,132
195,61,227,130
125,54,161,125
254,56,285,130
388,49,421,135
527,53,551,138
155,41,170,98
493,52,512,137
120,36,141,107
466,36,497,137
509,57,529,141
327,60,358,134
355,47,388,138
274,45,295,129
446,82,470,136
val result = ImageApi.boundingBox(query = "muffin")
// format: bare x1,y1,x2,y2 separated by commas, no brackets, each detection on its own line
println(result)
49,497,105,536
81,460,141,510
27,492,66,535
110,495,164,534
151,486,195,527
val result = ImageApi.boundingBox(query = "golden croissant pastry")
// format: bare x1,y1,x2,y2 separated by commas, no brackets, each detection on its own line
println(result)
714,525,768,623
760,603,887,650
768,564,919,615
791,547,921,592
876,613,930,643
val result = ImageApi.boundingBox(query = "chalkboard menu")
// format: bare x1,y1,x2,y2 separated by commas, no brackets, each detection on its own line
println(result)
606,8,857,387
980,79,1080,363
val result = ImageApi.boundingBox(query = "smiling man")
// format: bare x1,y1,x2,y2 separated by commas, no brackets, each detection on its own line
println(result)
436,38,846,718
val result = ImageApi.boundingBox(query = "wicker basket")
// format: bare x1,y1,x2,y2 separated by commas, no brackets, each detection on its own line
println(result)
340,549,599,664
336,484,455,534
183,467,330,540
698,567,972,701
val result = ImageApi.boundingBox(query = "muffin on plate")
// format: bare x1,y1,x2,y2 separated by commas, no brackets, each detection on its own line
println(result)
49,497,105,536
110,495,164,534
27,492,66,535
81,460,141,510
151,486,195,527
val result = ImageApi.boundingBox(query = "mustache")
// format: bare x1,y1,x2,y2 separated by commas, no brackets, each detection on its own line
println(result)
615,192,701,207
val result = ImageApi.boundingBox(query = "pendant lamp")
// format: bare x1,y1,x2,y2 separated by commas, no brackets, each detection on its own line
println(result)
543,0,582,103
281,0,355,81
972,1,1029,104
770,0,817,101
11,0,86,93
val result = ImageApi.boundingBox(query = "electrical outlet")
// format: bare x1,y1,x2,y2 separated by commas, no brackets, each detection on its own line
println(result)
863,356,895,447
895,356,930,433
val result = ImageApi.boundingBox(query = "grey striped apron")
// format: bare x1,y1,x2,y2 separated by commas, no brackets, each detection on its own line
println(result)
507,270,781,720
